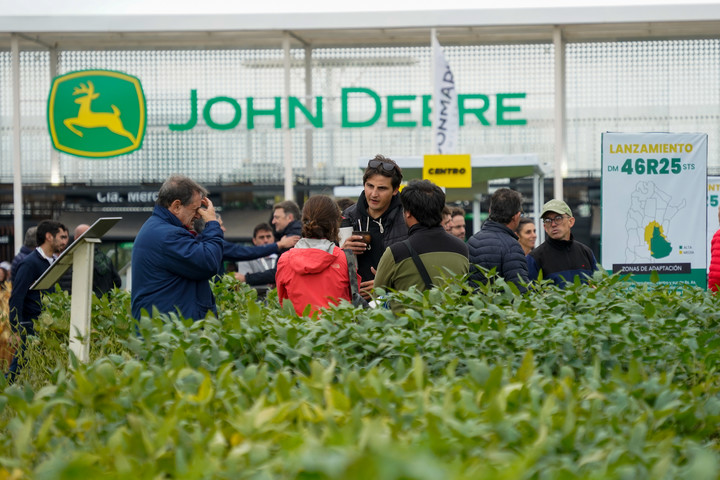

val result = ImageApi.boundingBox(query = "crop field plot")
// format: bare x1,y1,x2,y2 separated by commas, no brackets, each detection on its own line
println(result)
1,272,720,479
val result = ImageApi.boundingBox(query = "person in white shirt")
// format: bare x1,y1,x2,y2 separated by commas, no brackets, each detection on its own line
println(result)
236,223,278,294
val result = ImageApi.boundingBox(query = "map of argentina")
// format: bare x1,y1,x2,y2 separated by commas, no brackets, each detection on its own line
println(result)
624,181,685,262
644,221,672,258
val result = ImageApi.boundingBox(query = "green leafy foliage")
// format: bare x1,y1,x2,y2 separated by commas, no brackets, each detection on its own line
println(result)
1,272,720,479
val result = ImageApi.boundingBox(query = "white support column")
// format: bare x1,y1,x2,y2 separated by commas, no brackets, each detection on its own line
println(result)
472,196,481,235
69,238,99,363
11,34,23,255
534,172,545,244
553,26,566,201
304,45,314,178
283,34,293,201
49,46,60,185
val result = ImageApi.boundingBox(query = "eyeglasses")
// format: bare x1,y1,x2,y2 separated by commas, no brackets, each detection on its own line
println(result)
542,215,567,226
368,159,397,172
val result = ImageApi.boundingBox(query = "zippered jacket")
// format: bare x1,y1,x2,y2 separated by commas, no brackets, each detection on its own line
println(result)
131,205,224,320
342,192,408,281
527,234,597,287
276,238,359,316
709,229,720,291
467,220,529,291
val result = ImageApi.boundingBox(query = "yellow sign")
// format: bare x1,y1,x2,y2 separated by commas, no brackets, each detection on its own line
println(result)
423,154,472,188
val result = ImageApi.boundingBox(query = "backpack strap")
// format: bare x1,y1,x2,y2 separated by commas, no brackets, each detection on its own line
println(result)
402,239,434,290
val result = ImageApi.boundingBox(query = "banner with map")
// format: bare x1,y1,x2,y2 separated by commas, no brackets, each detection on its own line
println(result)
601,132,708,288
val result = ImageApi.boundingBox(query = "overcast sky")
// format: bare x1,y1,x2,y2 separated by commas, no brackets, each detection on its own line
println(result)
3,0,719,15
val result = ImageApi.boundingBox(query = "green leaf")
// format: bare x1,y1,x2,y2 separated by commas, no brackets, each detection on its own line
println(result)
649,269,660,283
515,350,535,382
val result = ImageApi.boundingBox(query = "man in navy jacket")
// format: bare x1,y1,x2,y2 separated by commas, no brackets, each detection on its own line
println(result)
467,188,529,291
527,199,598,287
131,175,223,320
7,220,69,382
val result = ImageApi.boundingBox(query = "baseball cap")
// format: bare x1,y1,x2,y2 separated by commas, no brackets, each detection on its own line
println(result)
541,199,572,218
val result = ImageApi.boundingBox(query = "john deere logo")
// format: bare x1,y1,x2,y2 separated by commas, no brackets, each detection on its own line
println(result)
48,70,146,158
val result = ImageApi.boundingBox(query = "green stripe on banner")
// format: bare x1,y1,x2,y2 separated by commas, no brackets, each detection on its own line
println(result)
605,269,707,290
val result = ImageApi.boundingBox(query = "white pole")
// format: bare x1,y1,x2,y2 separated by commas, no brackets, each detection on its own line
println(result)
534,172,545,244
283,35,293,201
11,34,24,255
553,26,566,201
49,46,60,185
472,196,481,236
304,45,314,178
69,238,99,363
431,28,439,155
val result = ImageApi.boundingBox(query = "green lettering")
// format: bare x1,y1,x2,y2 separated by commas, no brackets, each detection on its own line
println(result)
621,158,633,175
387,95,416,127
247,97,282,130
170,89,198,131
496,93,526,126
203,96,241,130
289,97,323,128
459,94,490,126
422,95,432,127
342,88,381,128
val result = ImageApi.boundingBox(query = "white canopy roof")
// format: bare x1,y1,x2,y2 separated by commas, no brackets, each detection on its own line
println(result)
3,2,720,50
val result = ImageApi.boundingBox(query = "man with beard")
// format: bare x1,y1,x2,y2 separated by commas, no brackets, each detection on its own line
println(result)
7,220,69,382
342,155,408,298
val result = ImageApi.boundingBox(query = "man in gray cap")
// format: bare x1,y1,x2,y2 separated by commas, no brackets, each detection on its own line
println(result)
527,199,597,287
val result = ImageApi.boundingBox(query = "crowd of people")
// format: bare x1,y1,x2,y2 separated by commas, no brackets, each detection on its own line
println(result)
125,155,600,322
3,154,605,381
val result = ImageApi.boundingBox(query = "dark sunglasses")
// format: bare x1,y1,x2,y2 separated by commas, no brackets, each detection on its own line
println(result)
368,159,397,172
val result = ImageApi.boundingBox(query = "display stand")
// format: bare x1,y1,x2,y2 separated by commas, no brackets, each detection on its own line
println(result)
31,217,121,363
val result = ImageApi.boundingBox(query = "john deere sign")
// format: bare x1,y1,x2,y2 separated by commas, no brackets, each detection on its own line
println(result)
48,70,146,158
169,88,526,131
47,70,526,158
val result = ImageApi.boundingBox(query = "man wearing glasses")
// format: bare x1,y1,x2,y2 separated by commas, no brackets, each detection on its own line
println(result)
342,155,408,297
527,199,598,287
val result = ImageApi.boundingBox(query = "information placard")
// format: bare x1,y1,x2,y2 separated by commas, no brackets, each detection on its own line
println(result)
601,132,707,288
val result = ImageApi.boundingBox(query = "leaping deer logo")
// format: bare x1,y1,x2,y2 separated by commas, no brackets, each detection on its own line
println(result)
63,81,137,144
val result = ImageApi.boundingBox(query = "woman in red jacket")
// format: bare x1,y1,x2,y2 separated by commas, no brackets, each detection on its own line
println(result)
709,206,720,292
276,195,360,316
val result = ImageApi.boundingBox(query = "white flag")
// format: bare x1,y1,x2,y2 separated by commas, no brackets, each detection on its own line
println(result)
432,32,459,154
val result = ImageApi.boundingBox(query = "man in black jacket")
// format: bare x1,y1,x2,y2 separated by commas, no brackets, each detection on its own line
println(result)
467,188,529,291
527,199,597,287
342,155,408,297
235,200,302,287
7,220,69,382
